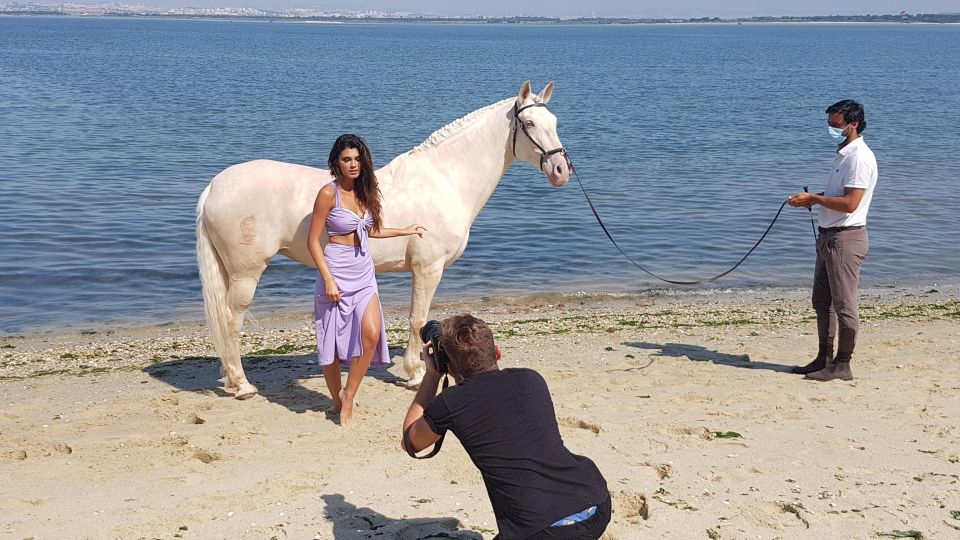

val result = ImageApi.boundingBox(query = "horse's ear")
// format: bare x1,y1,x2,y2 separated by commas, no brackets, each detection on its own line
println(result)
538,81,555,104
518,80,532,104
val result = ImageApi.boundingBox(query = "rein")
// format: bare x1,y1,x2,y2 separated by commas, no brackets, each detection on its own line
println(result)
571,165,790,285
511,101,796,286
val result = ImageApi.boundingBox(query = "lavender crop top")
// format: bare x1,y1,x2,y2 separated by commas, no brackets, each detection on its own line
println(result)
325,181,374,252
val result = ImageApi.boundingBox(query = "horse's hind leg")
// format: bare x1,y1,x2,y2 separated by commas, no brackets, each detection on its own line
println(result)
404,262,444,387
223,274,262,399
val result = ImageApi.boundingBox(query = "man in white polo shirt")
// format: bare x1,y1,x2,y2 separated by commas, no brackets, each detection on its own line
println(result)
787,100,878,381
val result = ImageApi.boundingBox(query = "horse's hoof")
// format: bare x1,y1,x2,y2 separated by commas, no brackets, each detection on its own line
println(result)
234,383,259,400
404,374,424,389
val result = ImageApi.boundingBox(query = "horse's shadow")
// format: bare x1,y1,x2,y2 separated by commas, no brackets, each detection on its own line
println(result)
624,341,795,373
322,493,483,540
143,346,408,414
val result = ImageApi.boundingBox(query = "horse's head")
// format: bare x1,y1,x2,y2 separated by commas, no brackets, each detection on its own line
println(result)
512,80,571,187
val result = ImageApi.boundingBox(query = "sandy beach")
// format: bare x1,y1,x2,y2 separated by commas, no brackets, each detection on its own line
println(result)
2,286,959,539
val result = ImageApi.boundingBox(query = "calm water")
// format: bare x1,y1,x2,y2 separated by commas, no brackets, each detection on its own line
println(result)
1,17,959,334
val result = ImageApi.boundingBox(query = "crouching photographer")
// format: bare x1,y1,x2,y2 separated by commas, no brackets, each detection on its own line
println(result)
402,314,610,540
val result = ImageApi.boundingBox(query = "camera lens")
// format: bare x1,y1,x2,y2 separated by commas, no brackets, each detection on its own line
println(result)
420,320,441,344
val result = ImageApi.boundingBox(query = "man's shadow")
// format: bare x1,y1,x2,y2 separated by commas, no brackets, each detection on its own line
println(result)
322,493,483,539
624,341,795,373
143,345,409,414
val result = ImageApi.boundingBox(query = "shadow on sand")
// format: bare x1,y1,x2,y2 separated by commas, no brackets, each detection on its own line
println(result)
624,341,795,373
322,493,483,540
143,346,409,414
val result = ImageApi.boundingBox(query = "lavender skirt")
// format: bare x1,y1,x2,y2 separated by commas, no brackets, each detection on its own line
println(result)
314,243,390,367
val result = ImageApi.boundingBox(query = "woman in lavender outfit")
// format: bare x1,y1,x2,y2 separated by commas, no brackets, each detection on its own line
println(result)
308,134,426,426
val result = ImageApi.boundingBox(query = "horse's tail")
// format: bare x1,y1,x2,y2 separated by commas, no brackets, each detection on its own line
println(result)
196,184,233,368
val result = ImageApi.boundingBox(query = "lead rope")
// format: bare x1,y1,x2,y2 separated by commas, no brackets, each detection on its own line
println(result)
571,164,792,285
513,102,804,284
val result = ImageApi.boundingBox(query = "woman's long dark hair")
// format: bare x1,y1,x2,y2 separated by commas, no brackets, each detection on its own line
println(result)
327,134,382,230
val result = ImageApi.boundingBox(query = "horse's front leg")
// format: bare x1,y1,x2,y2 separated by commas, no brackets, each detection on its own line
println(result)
404,261,444,387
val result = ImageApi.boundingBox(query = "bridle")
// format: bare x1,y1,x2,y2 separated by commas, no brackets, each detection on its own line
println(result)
511,101,573,173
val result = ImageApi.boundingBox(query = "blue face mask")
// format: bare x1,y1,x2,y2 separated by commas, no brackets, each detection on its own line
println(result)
828,125,848,140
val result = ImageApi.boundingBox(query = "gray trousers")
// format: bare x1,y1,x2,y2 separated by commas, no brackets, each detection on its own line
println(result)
812,227,869,362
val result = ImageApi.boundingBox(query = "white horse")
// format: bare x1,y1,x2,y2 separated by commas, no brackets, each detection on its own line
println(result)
196,81,571,399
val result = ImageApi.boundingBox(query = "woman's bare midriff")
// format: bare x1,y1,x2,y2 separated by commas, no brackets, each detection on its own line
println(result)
329,234,360,247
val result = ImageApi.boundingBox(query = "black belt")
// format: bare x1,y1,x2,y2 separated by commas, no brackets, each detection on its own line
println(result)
819,225,864,233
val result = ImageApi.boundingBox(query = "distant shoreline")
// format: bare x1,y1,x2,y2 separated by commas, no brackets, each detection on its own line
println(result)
2,11,960,25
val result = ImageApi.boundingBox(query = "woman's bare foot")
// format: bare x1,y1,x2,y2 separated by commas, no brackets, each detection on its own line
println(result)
338,389,355,426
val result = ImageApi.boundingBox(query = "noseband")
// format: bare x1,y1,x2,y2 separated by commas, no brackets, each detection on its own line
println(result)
512,102,572,173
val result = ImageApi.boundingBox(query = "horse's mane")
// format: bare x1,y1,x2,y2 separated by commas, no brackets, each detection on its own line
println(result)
412,97,515,152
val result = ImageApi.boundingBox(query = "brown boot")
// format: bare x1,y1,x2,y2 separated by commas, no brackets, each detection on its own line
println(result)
804,360,853,381
791,355,830,375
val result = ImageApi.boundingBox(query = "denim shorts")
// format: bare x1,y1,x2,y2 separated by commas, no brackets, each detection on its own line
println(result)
551,505,598,527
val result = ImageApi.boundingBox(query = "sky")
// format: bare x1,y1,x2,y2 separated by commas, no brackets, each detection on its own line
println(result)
140,1,960,18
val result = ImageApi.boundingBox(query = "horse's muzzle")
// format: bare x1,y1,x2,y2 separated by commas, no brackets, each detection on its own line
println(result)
545,153,571,187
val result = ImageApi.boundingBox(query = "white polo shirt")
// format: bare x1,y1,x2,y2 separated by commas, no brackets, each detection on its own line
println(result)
819,137,878,228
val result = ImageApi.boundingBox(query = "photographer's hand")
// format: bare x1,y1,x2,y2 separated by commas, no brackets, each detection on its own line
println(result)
402,345,444,455
421,344,439,375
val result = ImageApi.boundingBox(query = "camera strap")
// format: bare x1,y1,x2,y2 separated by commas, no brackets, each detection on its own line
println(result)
403,375,449,460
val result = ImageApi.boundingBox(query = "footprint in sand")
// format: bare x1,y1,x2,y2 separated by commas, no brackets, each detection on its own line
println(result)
747,501,810,529
611,489,650,522
558,416,602,434
777,501,810,528
161,435,189,448
193,450,220,464
3,443,70,460
646,462,672,479
151,393,213,424
675,426,713,440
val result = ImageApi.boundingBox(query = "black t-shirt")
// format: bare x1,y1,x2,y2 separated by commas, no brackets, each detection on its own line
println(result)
423,368,608,540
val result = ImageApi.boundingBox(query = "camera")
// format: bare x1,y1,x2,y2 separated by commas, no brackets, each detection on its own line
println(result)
419,319,450,374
